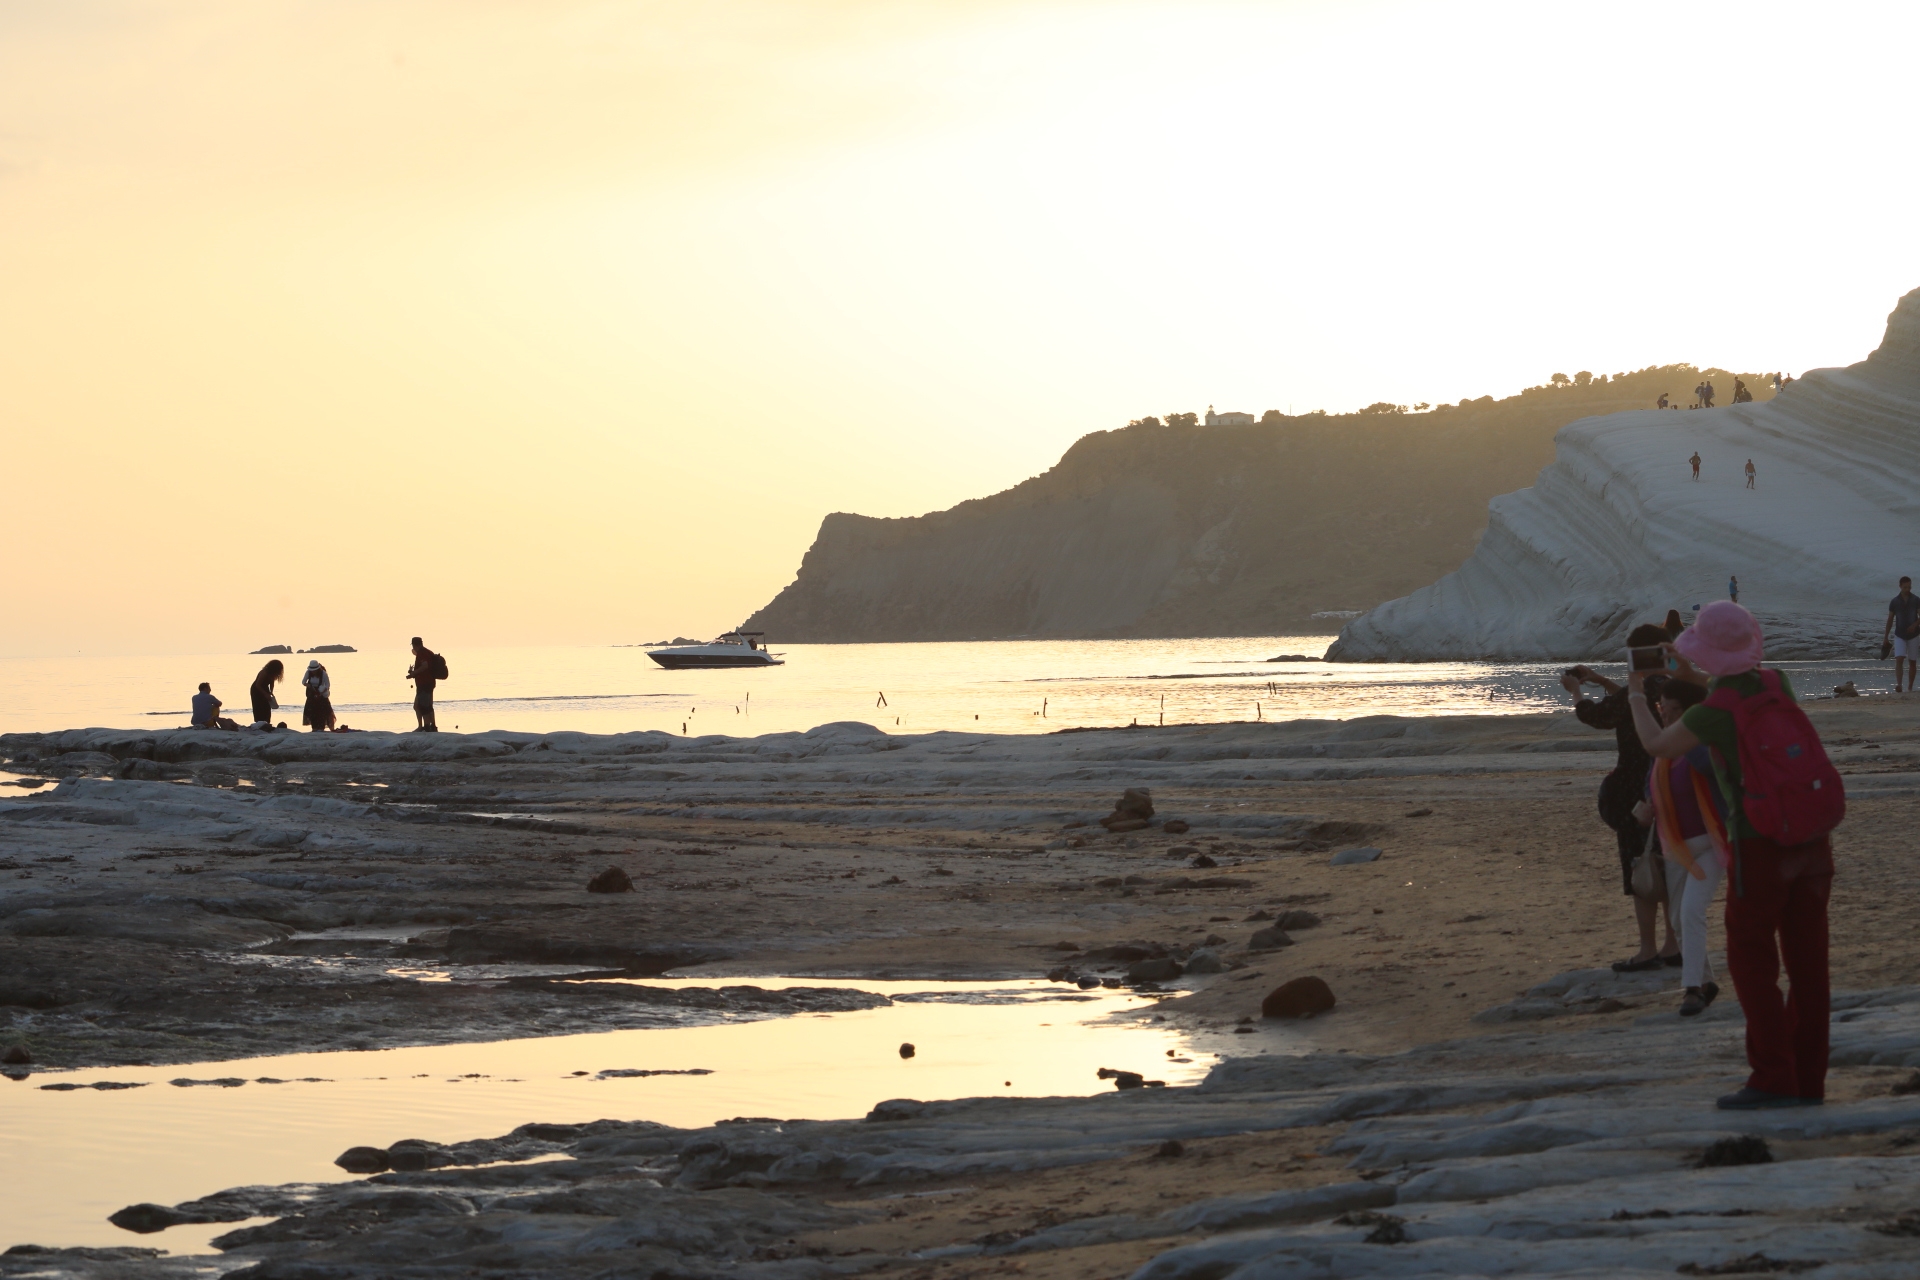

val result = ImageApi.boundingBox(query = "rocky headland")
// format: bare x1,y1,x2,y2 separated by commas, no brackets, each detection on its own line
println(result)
1331,287,1920,662
6,702,1920,1276
742,368,1756,642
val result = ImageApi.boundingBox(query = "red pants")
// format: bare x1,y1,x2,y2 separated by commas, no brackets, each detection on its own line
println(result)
1725,835,1833,1099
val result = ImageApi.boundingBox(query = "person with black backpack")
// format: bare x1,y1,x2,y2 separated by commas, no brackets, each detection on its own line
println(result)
1626,601,1845,1111
407,636,448,732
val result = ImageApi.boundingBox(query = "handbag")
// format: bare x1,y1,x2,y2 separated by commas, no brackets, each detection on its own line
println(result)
1630,827,1667,901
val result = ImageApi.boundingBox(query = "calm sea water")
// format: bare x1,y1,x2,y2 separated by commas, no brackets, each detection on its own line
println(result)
0,638,1888,740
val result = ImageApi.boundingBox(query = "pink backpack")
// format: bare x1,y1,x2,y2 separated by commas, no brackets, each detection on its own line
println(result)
1704,669,1845,845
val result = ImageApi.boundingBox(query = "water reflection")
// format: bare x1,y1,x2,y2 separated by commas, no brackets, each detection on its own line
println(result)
1,979,1206,1252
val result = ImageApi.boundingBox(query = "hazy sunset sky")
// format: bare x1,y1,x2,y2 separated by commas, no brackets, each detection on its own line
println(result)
7,0,1919,656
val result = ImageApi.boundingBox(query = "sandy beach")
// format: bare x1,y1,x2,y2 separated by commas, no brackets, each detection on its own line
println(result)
7,703,1920,1277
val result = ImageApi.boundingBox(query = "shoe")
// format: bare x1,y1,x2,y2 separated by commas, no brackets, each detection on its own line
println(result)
1679,987,1708,1017
1700,981,1719,1009
1661,953,1684,968
1716,1087,1802,1110
1612,956,1665,972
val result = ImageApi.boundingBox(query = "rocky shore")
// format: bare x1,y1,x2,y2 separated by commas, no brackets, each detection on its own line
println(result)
6,702,1920,1275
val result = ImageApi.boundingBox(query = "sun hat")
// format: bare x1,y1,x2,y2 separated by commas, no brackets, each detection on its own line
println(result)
1674,600,1763,677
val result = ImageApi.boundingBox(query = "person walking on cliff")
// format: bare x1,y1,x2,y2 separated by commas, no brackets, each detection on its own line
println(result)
1884,577,1920,692
1745,459,1757,489
1689,451,1701,481
1702,380,1716,409
1626,602,1843,1109
407,636,446,732
301,660,336,732
248,659,285,729
1660,393,1672,410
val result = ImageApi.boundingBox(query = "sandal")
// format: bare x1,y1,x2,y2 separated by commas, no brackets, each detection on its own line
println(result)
1611,956,1665,973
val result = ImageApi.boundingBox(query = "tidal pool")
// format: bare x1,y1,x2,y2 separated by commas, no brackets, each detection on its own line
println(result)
2,978,1208,1253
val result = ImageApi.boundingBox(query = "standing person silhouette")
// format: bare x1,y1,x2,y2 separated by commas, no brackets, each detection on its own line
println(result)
249,660,285,729
1729,575,1740,604
1885,577,1920,693
407,637,443,733
1689,451,1701,480
1659,393,1671,409
1702,380,1716,409
1745,459,1757,489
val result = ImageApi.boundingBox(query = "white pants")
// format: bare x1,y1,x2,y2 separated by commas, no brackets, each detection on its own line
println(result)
1663,835,1723,989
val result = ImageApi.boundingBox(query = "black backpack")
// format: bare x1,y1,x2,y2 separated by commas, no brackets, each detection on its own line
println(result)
428,650,449,681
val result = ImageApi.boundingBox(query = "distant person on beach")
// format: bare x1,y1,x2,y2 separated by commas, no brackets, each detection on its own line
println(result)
1732,377,1752,404
1631,677,1724,1016
1702,380,1716,409
1729,575,1739,603
248,660,284,729
1659,393,1671,409
1772,372,1782,393
190,682,239,731
1745,459,1756,489
301,660,336,733
407,636,444,732
1885,577,1920,692
1626,602,1841,1108
1689,451,1701,480
1664,608,1686,638
1562,622,1681,973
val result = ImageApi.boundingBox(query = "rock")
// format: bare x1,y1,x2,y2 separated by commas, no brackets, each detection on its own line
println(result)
1203,933,1227,946
1275,910,1321,930
1403,807,1434,817
1190,853,1218,868
385,1139,454,1172
1262,976,1336,1018
1329,846,1383,866
1835,681,1860,697
1184,949,1224,975
1128,957,1184,982
1115,788,1154,819
1076,976,1102,990
334,1145,391,1174
865,1098,926,1122
587,866,633,893
1247,926,1294,951
1,1044,31,1065
1698,1135,1773,1168
1167,844,1199,857
1097,1068,1145,1089
898,1043,915,1059
1155,1140,1186,1157
1104,817,1149,833
105,1204,177,1234
1162,819,1190,834
250,644,292,654
1244,908,1274,921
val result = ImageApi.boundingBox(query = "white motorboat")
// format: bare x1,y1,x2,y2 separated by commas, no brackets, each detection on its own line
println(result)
645,632,784,669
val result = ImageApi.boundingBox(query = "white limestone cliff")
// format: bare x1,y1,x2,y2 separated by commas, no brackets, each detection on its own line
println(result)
1328,287,1920,662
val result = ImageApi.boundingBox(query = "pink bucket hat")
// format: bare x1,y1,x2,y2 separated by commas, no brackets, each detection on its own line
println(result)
1675,601,1764,676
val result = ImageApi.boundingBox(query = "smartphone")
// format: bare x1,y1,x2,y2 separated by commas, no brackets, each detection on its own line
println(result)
1629,646,1667,672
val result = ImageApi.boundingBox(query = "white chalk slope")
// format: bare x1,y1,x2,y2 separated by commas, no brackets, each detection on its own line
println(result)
1330,286,1920,661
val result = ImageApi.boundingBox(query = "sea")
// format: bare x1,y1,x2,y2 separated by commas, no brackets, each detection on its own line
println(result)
0,637,1888,739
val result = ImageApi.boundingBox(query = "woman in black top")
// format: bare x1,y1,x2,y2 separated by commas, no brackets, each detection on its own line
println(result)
1562,622,1679,972
249,659,285,727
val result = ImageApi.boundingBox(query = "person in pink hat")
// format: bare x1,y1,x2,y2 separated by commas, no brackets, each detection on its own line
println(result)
1624,601,1840,1110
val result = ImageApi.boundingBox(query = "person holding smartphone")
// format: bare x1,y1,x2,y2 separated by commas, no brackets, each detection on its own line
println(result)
1562,622,1681,972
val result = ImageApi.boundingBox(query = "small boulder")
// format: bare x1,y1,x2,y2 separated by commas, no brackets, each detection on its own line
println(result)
1698,1135,1773,1168
1,1045,31,1065
587,867,633,893
1276,909,1322,930
1104,817,1150,833
1076,975,1102,990
334,1146,391,1174
898,1043,916,1059
1114,788,1154,818
107,1204,179,1234
1262,976,1336,1018
1189,853,1218,868
1183,948,1224,975
1247,925,1294,950
1330,846,1383,866
1162,819,1191,834
1154,1139,1185,1157
1127,957,1183,982
1097,1068,1145,1089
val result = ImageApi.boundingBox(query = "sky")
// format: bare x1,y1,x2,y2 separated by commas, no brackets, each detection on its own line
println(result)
6,0,1920,657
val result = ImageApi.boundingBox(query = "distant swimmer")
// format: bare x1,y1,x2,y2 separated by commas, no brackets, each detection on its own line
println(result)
1729,575,1740,604
1745,458,1756,489
1689,451,1701,481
